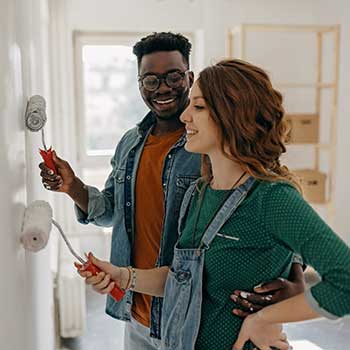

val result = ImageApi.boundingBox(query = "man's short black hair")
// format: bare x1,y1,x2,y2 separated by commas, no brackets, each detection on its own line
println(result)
133,32,192,68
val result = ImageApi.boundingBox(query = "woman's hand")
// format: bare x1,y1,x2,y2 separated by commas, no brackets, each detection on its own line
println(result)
75,253,126,295
232,313,290,350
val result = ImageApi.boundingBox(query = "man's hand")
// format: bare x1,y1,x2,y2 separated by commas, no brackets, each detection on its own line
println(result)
39,151,76,193
231,263,305,317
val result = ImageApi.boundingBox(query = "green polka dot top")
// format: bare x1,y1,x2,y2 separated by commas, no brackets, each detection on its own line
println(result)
178,180,350,350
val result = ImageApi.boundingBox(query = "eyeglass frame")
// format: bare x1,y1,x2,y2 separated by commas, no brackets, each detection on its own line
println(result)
138,70,190,92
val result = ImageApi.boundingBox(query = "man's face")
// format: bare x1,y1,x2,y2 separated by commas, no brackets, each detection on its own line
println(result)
138,51,194,120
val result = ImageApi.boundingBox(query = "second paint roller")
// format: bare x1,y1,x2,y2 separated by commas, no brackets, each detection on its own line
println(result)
21,200,125,301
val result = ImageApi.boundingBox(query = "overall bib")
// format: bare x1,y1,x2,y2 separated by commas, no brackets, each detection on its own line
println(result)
161,177,256,350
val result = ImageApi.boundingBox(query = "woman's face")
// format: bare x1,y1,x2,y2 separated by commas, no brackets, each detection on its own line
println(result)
180,80,220,155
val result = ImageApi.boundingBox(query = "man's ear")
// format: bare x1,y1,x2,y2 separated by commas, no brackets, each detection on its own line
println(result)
188,71,194,88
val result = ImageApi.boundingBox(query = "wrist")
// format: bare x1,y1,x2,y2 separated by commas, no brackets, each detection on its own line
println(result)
256,310,271,323
120,267,130,290
127,267,137,291
67,176,84,196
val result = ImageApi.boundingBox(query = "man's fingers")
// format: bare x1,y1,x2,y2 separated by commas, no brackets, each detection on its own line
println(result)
232,308,251,318
231,294,264,312
52,150,60,162
41,173,62,183
52,151,69,168
232,290,275,306
40,169,57,181
38,162,54,173
254,278,287,293
42,177,62,188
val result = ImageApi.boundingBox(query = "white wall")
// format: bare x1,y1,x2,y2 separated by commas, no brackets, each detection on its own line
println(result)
67,0,321,65
0,0,55,349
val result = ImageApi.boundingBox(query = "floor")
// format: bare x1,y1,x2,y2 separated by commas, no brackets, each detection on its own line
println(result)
61,288,350,350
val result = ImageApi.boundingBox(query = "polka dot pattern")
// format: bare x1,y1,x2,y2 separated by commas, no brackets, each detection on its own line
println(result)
177,181,350,350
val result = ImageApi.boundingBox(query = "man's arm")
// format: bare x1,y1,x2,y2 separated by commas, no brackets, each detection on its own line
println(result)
66,176,89,214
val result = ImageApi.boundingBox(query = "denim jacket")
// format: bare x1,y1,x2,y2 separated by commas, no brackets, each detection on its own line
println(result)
75,112,201,339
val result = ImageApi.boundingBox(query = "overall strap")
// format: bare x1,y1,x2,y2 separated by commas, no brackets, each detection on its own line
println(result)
200,177,256,249
177,180,199,236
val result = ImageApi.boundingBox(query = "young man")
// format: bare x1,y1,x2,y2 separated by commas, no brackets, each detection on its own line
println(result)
39,32,305,350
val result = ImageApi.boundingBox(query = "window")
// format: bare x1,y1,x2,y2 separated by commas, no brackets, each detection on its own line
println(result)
74,33,148,187
74,31,197,188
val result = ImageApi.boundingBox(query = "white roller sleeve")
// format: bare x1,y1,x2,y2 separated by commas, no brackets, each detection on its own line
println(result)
25,95,47,131
21,200,53,252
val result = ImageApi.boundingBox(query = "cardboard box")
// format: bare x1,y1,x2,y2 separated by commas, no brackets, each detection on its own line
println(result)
294,169,326,203
285,114,319,144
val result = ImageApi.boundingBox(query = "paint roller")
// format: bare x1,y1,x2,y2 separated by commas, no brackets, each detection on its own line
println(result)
25,95,57,173
21,200,125,301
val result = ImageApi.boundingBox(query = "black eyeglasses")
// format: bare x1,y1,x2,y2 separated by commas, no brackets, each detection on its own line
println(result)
138,70,189,92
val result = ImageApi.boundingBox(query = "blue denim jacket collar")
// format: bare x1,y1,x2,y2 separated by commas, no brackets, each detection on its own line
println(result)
137,111,156,136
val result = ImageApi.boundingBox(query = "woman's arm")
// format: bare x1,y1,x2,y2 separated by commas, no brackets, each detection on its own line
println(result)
76,253,169,297
257,292,320,323
233,183,350,349
262,184,350,319
233,292,320,350
124,265,169,297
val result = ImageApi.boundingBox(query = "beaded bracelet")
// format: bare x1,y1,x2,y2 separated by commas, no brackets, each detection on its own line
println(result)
128,267,137,291
123,267,132,291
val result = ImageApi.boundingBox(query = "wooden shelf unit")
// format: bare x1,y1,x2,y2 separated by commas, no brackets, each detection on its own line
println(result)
226,24,340,222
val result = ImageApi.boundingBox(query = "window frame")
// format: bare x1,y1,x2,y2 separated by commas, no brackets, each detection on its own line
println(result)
73,31,196,169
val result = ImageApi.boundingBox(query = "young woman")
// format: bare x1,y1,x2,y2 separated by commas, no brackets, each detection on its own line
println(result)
77,59,350,350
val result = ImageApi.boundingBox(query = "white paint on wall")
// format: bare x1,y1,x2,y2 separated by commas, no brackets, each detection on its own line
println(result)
0,0,55,349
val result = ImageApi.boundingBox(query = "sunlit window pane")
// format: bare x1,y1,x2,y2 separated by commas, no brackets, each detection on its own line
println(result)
82,45,147,155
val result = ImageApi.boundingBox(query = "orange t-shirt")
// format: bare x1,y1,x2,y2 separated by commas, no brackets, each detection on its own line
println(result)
132,128,184,327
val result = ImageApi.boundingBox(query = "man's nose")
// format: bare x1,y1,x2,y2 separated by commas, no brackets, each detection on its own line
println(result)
157,79,172,94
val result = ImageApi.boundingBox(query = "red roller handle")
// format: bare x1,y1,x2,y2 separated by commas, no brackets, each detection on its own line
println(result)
83,260,125,301
39,147,57,174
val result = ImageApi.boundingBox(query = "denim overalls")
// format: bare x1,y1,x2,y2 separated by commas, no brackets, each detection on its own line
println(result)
161,177,256,350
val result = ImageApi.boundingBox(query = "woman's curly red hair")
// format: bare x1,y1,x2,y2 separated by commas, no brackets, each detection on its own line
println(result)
198,59,301,191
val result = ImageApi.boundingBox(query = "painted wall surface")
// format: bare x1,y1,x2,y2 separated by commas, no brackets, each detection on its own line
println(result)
0,0,55,349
